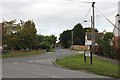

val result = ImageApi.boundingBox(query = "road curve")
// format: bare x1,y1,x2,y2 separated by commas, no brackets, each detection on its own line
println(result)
2,49,109,78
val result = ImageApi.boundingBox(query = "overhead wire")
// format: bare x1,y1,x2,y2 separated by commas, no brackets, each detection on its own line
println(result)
95,9,106,32
81,7,91,24
66,0,93,25
65,0,120,32
95,7,120,32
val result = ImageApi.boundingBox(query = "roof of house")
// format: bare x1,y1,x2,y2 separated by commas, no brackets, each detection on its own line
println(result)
86,32,104,41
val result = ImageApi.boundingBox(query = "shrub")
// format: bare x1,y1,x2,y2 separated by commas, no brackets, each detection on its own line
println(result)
39,41,51,52
115,48,120,60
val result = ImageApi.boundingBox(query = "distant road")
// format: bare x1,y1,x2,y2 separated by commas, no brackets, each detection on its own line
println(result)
2,49,109,78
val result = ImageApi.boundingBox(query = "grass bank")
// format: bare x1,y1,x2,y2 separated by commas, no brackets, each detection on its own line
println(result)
55,54,119,78
2,50,45,58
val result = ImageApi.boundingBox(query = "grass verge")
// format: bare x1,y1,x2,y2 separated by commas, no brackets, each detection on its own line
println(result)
2,50,45,58
55,54,119,78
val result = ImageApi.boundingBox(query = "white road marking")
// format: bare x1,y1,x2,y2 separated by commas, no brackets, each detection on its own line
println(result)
51,75,62,78
27,58,53,63
13,62,19,64
47,52,54,54
51,76,56,78
28,60,34,62
47,59,51,60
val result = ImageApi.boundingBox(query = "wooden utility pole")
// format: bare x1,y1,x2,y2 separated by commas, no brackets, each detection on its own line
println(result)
71,30,73,45
91,2,95,64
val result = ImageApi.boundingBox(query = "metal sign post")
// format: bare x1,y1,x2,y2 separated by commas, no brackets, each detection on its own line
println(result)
84,51,86,62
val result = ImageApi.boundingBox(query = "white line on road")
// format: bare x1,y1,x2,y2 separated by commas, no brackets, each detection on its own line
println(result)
12,62,19,64
51,75,62,78
27,58,53,63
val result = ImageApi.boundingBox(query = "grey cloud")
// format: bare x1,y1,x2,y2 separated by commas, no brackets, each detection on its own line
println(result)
1,1,119,38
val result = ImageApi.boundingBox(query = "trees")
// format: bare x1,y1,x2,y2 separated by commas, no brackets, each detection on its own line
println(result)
73,23,85,45
39,41,51,51
37,35,57,51
59,30,72,48
96,32,115,58
2,20,20,50
102,32,113,57
84,27,98,32
59,23,85,48
2,20,57,51
2,20,37,50
43,35,57,48
19,20,37,49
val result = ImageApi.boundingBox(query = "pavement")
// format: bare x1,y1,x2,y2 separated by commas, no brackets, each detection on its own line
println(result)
2,48,110,78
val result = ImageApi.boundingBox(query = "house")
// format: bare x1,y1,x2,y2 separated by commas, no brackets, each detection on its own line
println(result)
85,32,104,53
85,32,104,46
113,14,120,49
0,23,2,50
113,1,120,49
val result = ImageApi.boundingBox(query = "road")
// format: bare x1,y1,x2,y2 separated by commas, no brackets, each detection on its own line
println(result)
2,49,109,78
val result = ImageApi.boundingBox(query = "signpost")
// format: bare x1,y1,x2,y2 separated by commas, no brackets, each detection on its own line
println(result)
85,51,91,57
83,2,95,64
84,50,91,63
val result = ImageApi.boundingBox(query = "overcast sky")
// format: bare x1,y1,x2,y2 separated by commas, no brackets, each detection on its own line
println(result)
0,0,120,40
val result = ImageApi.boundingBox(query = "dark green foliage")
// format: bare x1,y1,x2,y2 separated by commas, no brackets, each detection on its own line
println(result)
39,41,51,51
84,27,98,32
43,35,57,48
36,35,44,49
59,30,72,48
2,20,57,51
3,20,37,50
102,32,114,57
59,23,85,48
73,23,85,45
96,32,117,59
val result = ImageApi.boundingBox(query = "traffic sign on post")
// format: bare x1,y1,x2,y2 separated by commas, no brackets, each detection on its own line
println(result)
85,51,91,57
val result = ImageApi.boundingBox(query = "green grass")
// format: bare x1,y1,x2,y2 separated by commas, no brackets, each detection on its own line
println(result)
55,54,119,78
2,50,45,58
0,54,1,58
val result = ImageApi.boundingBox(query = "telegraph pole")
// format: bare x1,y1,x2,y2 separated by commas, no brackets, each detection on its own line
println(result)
71,30,73,45
91,2,95,64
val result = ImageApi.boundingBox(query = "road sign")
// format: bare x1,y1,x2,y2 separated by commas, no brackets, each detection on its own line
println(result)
85,51,91,57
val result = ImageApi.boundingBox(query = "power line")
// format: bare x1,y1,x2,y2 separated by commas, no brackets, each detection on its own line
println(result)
65,0,93,25
81,7,91,24
95,9,105,31
95,7,120,32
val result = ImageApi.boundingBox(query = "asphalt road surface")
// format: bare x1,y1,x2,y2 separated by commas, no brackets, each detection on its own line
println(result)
2,49,109,78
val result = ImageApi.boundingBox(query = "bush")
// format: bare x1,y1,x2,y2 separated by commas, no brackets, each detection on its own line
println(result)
39,41,51,52
115,48,120,60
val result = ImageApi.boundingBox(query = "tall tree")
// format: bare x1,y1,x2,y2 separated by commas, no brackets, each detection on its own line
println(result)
2,20,37,50
102,32,114,57
18,20,37,49
59,30,72,48
43,35,57,47
2,20,20,50
59,23,85,48
73,23,85,45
